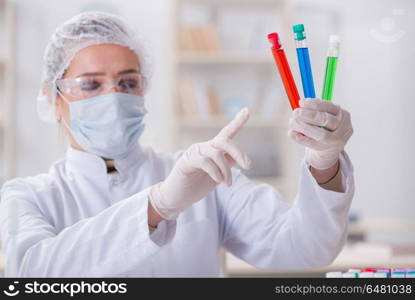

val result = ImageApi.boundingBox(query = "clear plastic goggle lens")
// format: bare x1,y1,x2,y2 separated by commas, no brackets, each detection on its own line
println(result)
56,73,146,100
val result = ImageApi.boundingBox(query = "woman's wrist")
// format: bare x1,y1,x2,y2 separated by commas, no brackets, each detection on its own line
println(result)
148,199,164,228
310,160,340,184
310,160,344,192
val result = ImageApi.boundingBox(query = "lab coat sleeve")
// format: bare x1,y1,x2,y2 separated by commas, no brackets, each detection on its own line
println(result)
0,180,176,277
219,151,354,270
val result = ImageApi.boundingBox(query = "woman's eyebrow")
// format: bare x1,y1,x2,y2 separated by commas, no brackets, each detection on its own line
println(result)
76,69,138,77
117,69,138,75
77,71,105,77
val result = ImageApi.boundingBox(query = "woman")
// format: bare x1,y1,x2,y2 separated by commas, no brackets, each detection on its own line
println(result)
0,12,354,277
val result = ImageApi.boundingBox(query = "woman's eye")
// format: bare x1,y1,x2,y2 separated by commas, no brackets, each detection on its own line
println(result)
119,79,139,90
80,81,101,91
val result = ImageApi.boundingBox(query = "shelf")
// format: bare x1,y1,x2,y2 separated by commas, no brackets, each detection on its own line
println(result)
172,0,297,208
177,53,273,65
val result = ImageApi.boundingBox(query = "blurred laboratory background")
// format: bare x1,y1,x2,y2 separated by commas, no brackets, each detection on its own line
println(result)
0,0,414,276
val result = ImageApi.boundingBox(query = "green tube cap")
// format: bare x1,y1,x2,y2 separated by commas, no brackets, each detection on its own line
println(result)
293,24,306,40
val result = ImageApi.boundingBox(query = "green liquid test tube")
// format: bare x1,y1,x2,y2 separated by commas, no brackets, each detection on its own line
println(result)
321,35,340,101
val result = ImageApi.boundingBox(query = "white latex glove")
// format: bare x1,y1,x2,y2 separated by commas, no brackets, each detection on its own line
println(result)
288,98,353,170
149,108,252,220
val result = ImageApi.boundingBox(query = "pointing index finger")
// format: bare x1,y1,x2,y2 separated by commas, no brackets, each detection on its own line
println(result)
216,108,250,139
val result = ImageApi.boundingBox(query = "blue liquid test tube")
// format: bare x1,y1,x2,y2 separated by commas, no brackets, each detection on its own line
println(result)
293,24,316,98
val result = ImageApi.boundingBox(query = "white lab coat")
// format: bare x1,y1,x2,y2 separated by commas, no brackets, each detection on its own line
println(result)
0,145,354,277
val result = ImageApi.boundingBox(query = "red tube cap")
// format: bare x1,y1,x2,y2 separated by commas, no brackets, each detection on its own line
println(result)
267,32,282,49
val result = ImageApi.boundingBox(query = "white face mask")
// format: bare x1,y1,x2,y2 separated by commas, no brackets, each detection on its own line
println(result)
59,91,147,159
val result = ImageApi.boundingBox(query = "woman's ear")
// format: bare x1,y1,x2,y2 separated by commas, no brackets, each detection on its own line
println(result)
46,85,64,123
55,95,63,123
39,84,62,123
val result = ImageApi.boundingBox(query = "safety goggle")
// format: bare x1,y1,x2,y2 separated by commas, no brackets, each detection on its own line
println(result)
55,73,147,100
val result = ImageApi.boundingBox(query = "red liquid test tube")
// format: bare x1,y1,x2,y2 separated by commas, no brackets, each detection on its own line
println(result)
267,32,300,110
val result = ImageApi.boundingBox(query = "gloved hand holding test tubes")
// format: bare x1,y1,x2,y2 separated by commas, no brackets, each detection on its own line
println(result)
267,26,352,172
